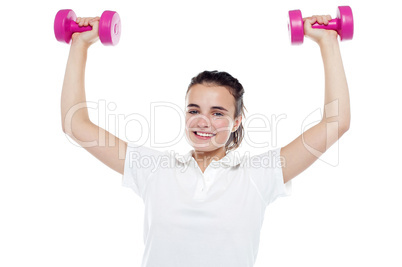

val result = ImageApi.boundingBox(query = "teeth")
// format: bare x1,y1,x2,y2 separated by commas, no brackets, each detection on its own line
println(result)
196,132,214,137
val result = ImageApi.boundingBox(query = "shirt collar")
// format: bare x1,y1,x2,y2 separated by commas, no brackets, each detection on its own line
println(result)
174,149,242,167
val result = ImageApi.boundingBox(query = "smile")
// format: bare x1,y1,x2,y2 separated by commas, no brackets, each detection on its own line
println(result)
193,131,216,139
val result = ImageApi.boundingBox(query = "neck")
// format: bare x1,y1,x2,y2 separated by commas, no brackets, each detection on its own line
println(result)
192,147,227,172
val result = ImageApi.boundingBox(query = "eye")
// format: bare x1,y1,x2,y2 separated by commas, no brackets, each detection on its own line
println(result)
188,110,198,114
213,112,224,117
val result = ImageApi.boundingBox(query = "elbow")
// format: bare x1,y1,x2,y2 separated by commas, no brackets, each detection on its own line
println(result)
322,117,350,137
339,125,349,137
339,120,350,136
339,111,351,135
62,126,72,136
62,122,73,136
62,125,72,137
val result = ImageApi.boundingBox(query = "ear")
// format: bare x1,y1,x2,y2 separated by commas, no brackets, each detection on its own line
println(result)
232,115,242,132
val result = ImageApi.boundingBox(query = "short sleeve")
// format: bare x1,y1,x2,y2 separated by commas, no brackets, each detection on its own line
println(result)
247,147,292,207
122,143,165,199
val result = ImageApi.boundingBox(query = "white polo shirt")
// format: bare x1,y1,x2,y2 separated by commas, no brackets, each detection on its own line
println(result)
122,142,292,267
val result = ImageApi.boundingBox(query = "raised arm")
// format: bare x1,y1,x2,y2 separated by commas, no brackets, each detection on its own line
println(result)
281,15,351,183
61,16,127,175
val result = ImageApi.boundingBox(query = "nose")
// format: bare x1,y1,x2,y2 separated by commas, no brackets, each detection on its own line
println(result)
196,115,210,128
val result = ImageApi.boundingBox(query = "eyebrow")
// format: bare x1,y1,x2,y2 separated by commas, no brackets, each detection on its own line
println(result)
187,103,228,112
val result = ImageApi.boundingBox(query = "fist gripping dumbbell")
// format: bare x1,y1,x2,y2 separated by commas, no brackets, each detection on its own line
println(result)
54,9,121,46
288,6,353,45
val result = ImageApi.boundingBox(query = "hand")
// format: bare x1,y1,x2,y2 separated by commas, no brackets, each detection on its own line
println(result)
303,15,338,46
71,17,100,47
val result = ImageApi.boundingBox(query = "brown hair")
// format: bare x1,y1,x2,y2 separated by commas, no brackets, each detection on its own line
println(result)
186,70,247,152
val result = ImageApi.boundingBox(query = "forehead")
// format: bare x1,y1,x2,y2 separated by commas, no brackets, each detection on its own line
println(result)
186,83,235,110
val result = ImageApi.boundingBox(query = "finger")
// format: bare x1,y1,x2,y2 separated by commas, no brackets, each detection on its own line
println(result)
315,15,324,24
303,16,317,26
84,18,91,26
311,15,322,24
324,15,332,25
78,17,85,27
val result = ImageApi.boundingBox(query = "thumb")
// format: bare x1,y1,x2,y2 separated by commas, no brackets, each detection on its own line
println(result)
303,17,317,28
89,20,99,33
71,32,80,42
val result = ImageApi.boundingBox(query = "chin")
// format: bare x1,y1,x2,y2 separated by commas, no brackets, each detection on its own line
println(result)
185,131,228,151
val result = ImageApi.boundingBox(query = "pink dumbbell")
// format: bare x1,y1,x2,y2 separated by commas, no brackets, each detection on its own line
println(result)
288,6,353,45
54,9,121,46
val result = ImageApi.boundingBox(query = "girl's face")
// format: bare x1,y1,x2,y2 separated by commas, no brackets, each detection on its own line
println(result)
185,83,242,152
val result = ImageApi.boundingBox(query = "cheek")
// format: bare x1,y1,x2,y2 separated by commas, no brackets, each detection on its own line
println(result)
213,118,232,134
185,115,194,129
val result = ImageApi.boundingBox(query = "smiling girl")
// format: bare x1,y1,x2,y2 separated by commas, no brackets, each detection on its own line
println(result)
61,13,350,267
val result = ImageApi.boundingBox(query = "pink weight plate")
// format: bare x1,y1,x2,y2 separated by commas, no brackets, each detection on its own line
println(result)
54,9,76,44
99,11,121,46
337,6,354,41
288,10,304,45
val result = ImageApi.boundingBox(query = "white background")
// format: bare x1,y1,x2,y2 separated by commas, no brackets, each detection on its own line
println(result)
1,0,401,266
